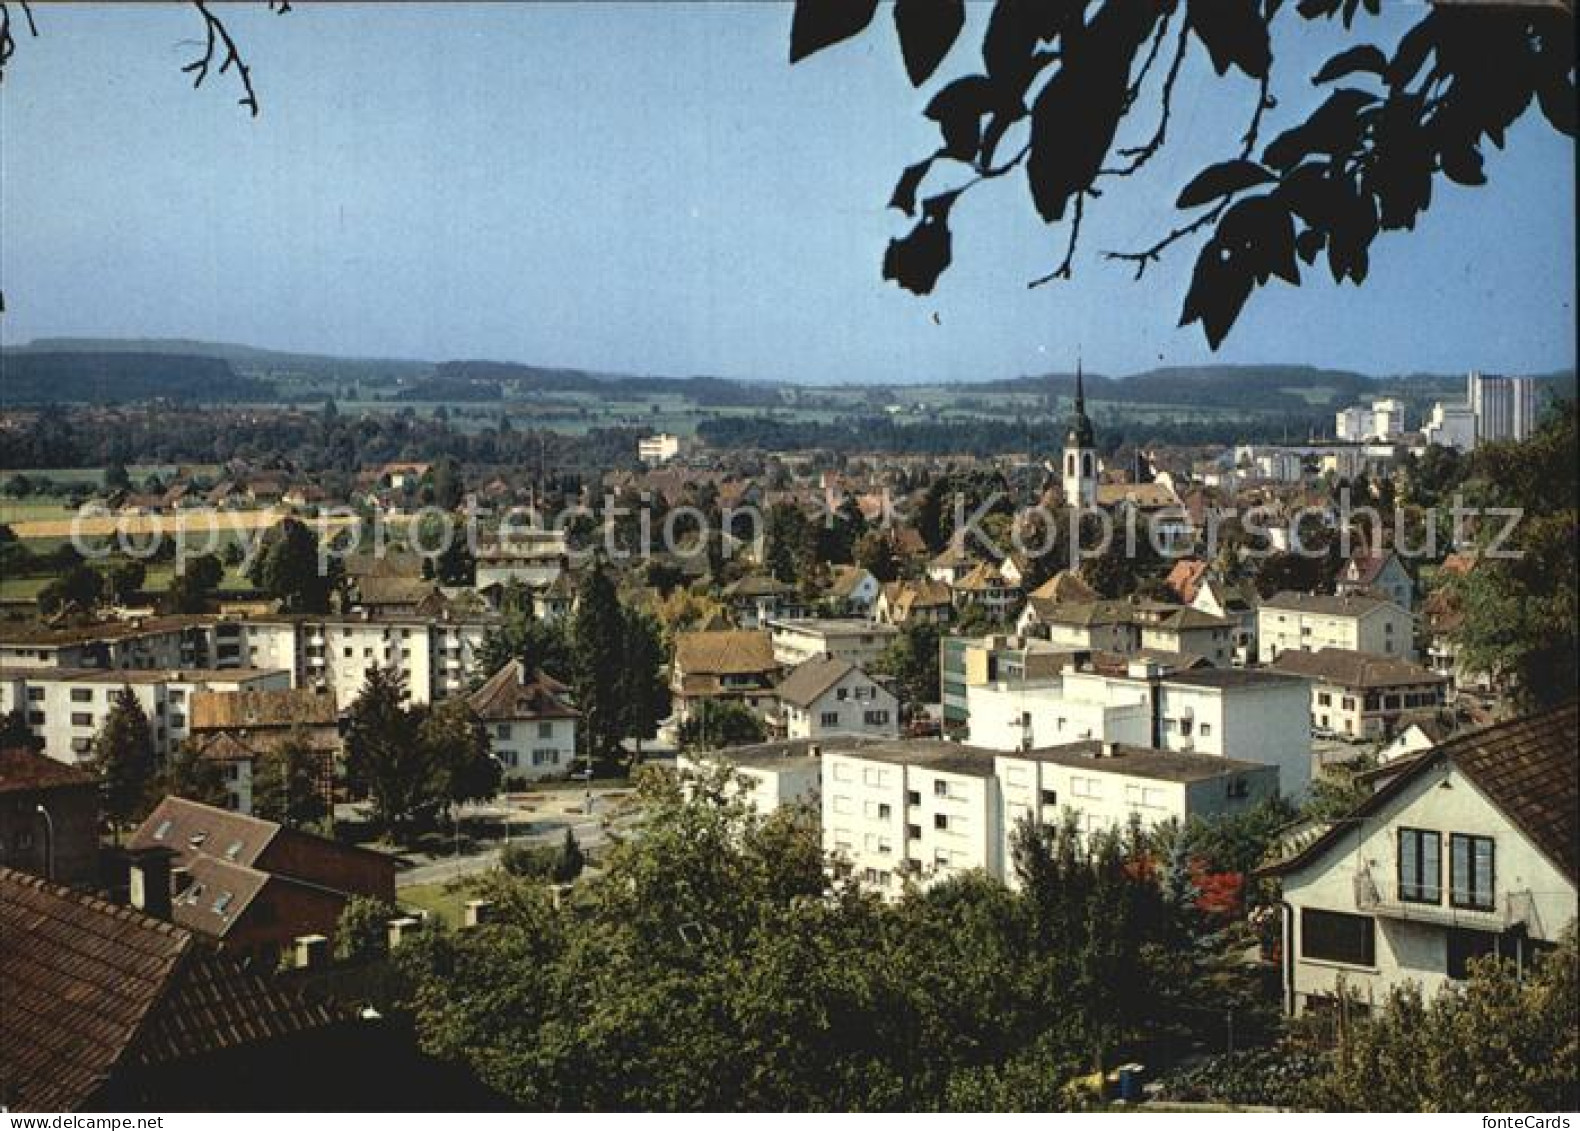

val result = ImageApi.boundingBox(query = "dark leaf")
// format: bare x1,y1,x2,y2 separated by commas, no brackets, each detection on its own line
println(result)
1295,228,1325,265
1176,160,1276,209
1296,0,1343,19
1312,44,1387,85
889,158,935,216
1439,145,1485,186
883,212,953,295
1179,237,1254,349
1262,87,1376,168
789,0,880,63
1386,14,1438,89
925,75,997,161
1026,1,1158,221
1187,0,1271,79
1537,73,1577,137
895,0,966,87
982,0,1066,91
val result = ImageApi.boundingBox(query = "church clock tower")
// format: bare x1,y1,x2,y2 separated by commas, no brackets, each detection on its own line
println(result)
1062,360,1097,507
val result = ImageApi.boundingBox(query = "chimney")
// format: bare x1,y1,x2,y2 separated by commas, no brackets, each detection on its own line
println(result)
387,915,422,949
1100,741,1119,759
127,846,175,920
463,899,494,928
293,933,329,970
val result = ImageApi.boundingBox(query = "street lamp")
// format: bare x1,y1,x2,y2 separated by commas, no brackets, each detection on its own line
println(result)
34,804,54,882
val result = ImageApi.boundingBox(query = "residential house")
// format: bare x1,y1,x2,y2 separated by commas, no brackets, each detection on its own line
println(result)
825,564,881,615
189,686,341,815
1258,591,1415,663
777,656,899,740
1258,704,1577,1015
951,561,1025,621
467,660,580,780
1336,549,1415,612
127,797,397,958
670,629,780,724
1164,558,1211,604
1191,576,1259,665
926,542,977,586
1271,647,1448,741
723,574,798,629
767,617,899,670
872,579,954,628
0,746,99,885
1026,569,1098,605
0,866,341,1111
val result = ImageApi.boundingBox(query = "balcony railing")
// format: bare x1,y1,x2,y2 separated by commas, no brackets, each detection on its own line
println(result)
1353,864,1540,932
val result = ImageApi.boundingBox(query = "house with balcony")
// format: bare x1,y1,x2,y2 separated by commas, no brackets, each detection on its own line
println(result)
670,629,780,724
1258,703,1577,1015
1271,647,1447,741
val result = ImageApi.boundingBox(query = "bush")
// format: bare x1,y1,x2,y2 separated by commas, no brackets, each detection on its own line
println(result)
1154,1046,1328,1109
501,842,561,880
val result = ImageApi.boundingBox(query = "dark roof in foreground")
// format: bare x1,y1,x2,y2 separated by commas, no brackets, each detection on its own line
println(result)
1258,702,1579,882
0,745,98,793
0,867,337,1112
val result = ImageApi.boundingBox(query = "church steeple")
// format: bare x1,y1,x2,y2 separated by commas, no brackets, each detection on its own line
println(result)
1062,354,1097,507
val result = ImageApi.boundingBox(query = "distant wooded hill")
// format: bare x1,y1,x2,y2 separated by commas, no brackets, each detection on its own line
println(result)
0,351,274,403
3,337,1572,414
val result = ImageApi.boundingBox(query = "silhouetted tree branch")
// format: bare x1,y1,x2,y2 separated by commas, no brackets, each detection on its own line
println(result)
791,0,1575,350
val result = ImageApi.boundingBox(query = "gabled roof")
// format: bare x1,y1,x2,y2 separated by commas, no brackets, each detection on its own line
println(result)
1270,647,1445,690
129,796,281,869
724,574,793,600
880,579,953,613
191,687,338,731
674,630,777,676
777,655,863,709
955,561,1020,593
1341,549,1406,587
827,565,876,600
467,660,579,721
0,867,336,1111
1164,559,1210,604
1258,703,1579,883
1028,569,1098,604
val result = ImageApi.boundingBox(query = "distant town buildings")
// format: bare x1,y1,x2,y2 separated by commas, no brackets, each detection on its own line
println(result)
639,432,681,465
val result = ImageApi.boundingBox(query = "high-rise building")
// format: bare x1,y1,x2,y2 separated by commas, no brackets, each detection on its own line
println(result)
1467,371,1538,443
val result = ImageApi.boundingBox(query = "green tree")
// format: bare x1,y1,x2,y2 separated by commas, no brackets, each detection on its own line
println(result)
619,607,670,760
873,620,941,717
551,827,585,884
165,551,226,613
93,686,157,833
336,895,399,962
106,560,147,604
156,739,231,809
252,734,330,829
677,699,766,751
248,516,337,613
420,697,501,814
0,708,42,752
430,456,465,511
568,563,627,766
855,530,899,583
344,668,440,836
37,562,104,615
1302,931,1578,1111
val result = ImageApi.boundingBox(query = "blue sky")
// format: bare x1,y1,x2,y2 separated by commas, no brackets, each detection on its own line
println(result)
1,2,1573,383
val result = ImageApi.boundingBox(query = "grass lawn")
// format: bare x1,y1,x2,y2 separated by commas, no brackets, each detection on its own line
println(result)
399,877,489,928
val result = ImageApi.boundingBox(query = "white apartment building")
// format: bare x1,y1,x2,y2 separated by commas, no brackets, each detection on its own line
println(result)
995,742,1279,876
777,656,899,741
1422,400,1476,451
1335,399,1405,443
766,618,899,670
1258,592,1414,663
822,741,1001,897
678,739,822,818
1260,705,1576,1015
966,663,1311,795
0,666,290,766
638,432,681,465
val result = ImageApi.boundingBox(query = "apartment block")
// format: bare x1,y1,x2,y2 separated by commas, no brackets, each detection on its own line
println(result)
1258,592,1414,663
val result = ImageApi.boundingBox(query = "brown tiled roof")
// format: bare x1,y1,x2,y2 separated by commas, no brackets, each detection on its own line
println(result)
351,576,438,607
0,867,337,1111
1259,703,1578,882
167,855,273,939
954,561,1019,593
674,630,777,677
1271,647,1445,690
1341,550,1403,587
724,575,793,600
776,656,859,709
1028,569,1099,604
190,688,338,731
1164,559,1210,604
1261,590,1399,616
0,746,97,794
467,660,579,721
130,796,281,869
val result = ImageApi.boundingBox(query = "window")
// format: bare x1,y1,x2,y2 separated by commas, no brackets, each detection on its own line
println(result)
907,823,921,840
906,789,920,806
1039,788,1057,807
933,813,949,831
495,723,513,740
152,819,172,840
820,712,840,727
1447,927,1514,979
877,803,892,820
70,688,93,703
537,722,554,739
1450,834,1495,910
933,780,949,798
1397,827,1441,903
1199,723,1212,737
70,712,93,728
26,688,43,701
863,710,890,726
1301,908,1376,967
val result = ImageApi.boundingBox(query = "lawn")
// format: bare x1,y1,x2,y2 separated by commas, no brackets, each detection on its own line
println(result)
399,877,489,928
